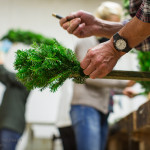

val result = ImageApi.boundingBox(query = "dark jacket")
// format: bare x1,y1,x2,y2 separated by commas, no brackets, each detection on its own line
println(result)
0,65,30,134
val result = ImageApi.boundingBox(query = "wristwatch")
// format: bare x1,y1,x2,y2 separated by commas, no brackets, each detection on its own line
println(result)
113,32,131,53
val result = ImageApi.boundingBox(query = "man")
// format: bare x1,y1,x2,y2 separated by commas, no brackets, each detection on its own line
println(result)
59,0,150,79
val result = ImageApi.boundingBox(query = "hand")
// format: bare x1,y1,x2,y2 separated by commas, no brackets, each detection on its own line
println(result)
59,10,99,38
80,40,124,79
127,80,136,87
123,87,139,98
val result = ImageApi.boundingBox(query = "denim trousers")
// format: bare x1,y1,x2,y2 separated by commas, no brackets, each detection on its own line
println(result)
0,128,21,150
70,105,109,150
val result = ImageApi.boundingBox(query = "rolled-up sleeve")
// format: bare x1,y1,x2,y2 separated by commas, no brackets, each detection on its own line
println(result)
136,0,150,23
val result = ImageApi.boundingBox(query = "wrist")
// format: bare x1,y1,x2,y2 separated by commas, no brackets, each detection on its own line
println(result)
110,37,126,57
94,18,123,38
92,18,103,36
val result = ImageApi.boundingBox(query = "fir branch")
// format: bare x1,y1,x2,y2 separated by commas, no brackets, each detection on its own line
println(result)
14,42,88,92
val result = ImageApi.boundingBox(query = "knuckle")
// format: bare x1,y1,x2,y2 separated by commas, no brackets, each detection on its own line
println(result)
78,10,84,15
94,59,101,65
88,50,95,57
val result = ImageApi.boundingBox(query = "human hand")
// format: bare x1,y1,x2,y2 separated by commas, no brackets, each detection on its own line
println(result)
126,80,136,87
59,10,99,38
80,40,125,79
123,87,139,98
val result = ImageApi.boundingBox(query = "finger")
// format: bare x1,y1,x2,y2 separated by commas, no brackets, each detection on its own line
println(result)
59,18,68,26
73,23,85,38
83,63,96,76
80,56,91,70
62,18,81,32
66,14,76,21
62,21,71,30
89,69,101,79
67,18,81,34
90,64,107,79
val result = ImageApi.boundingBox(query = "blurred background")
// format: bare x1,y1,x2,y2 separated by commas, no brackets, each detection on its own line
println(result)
0,0,147,150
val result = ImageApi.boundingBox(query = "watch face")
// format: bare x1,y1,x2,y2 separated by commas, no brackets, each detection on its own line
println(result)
116,39,126,50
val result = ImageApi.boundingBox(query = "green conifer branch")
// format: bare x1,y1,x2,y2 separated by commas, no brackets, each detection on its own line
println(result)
14,42,88,92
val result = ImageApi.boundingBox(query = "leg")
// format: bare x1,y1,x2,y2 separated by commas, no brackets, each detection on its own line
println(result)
58,126,76,150
0,128,21,150
70,105,101,150
100,113,109,150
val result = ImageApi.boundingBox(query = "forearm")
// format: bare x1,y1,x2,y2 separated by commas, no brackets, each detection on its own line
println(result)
94,18,124,38
86,78,128,89
118,16,150,48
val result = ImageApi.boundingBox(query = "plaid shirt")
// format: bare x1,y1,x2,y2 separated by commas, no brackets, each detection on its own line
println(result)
129,0,150,51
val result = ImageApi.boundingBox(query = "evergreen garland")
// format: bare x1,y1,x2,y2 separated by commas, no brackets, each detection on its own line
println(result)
1,29,59,45
14,42,87,92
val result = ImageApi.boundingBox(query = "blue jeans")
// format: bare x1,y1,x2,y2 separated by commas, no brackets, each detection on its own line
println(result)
70,105,109,150
0,128,21,150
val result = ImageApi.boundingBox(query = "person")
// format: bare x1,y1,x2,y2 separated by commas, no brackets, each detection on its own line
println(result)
0,41,30,150
56,80,76,150
69,2,134,150
59,0,150,79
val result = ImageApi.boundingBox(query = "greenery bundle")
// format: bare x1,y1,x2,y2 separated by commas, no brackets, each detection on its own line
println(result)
14,42,87,92
1,29,59,45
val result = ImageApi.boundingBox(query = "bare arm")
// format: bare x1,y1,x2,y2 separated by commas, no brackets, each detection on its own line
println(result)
59,10,123,38
85,78,128,89
80,16,150,79
117,16,150,48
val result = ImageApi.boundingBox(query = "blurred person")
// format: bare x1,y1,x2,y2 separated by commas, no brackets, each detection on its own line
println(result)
59,0,150,79
56,80,76,150
0,40,30,150
69,2,133,150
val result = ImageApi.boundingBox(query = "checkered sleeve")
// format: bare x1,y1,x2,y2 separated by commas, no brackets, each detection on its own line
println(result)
135,36,150,51
136,0,150,23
